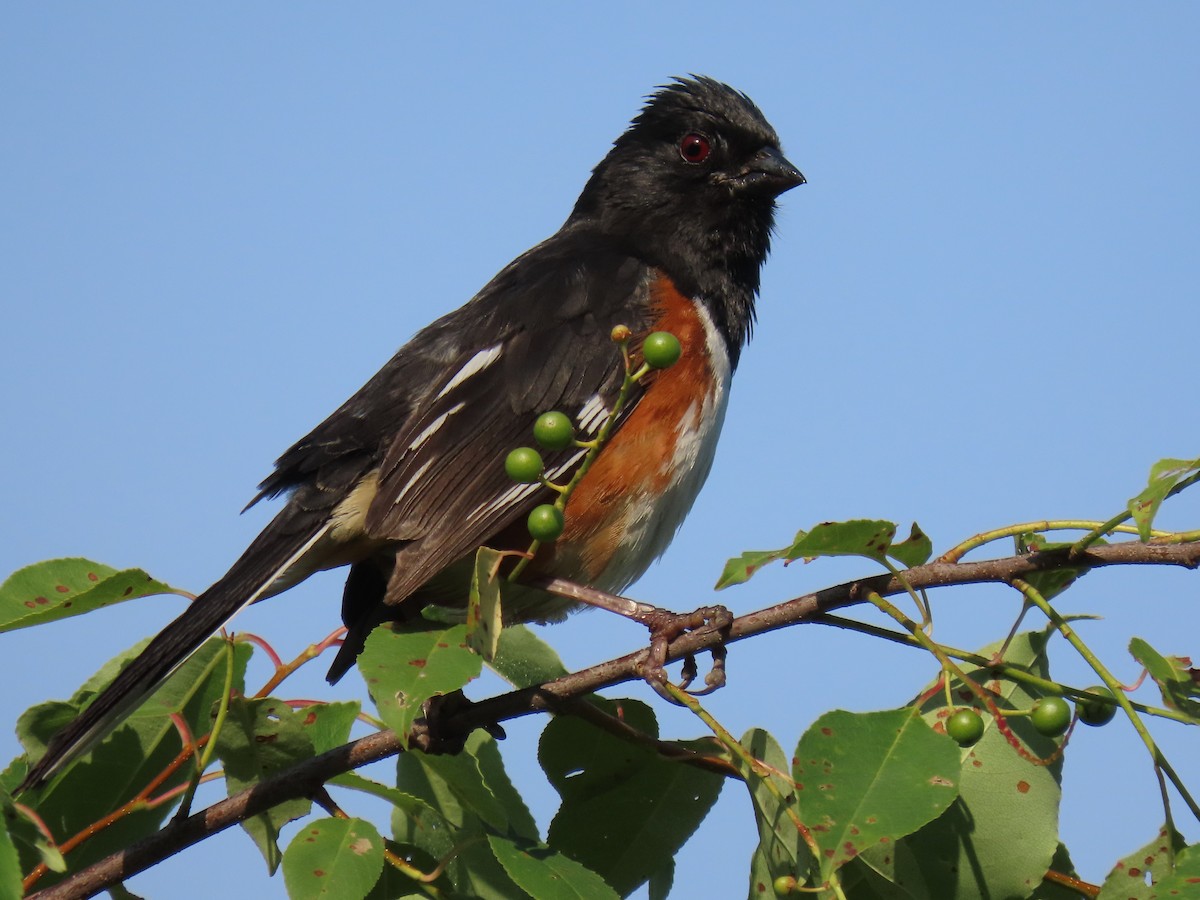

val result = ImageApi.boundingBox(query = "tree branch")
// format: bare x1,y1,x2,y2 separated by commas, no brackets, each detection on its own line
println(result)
30,539,1200,899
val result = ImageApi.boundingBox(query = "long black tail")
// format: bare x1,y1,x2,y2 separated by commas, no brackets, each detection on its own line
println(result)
17,508,330,793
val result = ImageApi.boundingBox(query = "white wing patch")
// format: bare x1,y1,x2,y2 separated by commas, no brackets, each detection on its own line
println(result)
577,393,610,435
407,402,465,453
436,344,502,400
390,459,435,507
467,448,587,524
471,481,541,522
545,448,588,482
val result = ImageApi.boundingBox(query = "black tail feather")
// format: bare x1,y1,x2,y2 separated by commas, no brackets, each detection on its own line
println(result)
17,509,329,793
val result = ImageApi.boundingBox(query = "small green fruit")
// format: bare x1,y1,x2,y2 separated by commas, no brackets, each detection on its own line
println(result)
504,447,544,484
642,331,682,369
945,709,985,747
527,504,565,542
772,875,797,896
533,411,575,451
1031,696,1072,737
1077,686,1118,727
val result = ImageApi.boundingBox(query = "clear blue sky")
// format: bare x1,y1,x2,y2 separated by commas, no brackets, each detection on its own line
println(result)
3,5,1198,897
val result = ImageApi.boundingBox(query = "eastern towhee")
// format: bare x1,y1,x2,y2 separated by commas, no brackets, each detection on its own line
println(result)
20,76,804,791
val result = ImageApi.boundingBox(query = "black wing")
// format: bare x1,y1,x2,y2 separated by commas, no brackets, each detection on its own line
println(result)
363,233,654,603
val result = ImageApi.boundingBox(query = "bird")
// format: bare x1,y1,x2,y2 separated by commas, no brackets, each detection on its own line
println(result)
19,76,804,792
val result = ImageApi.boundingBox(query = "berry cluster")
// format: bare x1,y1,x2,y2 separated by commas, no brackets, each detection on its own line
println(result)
503,329,683,547
944,685,1118,748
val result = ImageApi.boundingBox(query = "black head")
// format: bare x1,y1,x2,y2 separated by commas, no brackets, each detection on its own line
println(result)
568,77,804,358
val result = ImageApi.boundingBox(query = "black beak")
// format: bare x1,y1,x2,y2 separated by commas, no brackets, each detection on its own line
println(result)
731,145,806,197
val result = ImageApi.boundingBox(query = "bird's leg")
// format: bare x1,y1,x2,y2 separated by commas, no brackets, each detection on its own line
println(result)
665,644,726,694
408,690,506,756
636,605,731,702
530,577,732,699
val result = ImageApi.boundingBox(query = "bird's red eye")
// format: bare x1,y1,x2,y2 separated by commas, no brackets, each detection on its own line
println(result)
679,133,711,163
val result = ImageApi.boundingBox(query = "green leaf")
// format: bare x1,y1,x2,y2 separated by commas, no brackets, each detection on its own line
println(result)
388,730,538,897
298,701,361,755
740,727,818,895
358,623,481,747
393,753,472,854
393,741,525,899
490,624,569,687
1128,456,1200,540
715,545,793,590
14,701,78,765
8,638,250,884
1027,843,1088,899
541,697,724,896
467,547,506,661
1129,637,1200,718
0,559,183,633
793,708,960,881
1149,841,1200,897
861,630,1064,899
787,520,898,565
1014,533,1090,601
283,817,384,900
887,523,933,568
212,696,316,873
214,696,316,786
401,729,537,840
0,793,67,875
717,520,911,588
1098,826,1187,899
331,771,450,829
648,856,674,900
489,835,620,899
471,730,539,842
0,808,23,900
363,839,432,899
835,857,916,898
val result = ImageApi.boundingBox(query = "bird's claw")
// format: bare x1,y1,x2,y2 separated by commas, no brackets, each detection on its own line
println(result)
411,690,505,755
636,605,732,704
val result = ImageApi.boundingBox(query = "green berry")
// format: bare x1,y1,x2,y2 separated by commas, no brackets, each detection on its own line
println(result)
1077,686,1118,727
527,504,565,542
642,331,682,369
1031,696,1072,737
533,411,575,451
945,709,985,747
772,875,797,896
504,447,544,484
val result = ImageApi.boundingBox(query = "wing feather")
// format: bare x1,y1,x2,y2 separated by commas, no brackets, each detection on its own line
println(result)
365,240,654,604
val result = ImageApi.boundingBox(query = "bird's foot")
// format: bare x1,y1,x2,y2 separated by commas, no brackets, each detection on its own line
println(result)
411,690,505,755
635,605,732,703
523,578,732,702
